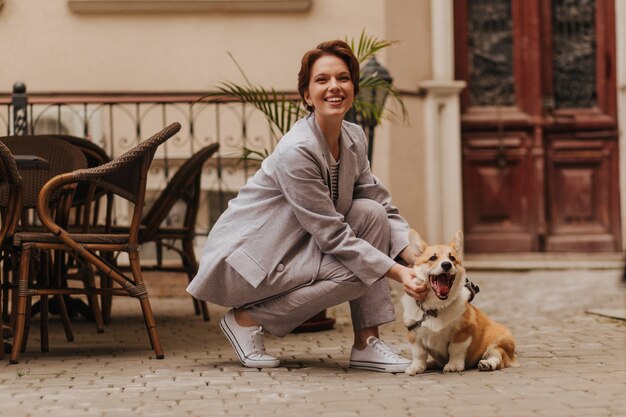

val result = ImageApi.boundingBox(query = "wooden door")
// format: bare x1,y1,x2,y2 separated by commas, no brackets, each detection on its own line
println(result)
454,0,621,252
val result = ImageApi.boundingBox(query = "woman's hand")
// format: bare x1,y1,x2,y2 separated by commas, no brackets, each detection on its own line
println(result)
386,264,428,301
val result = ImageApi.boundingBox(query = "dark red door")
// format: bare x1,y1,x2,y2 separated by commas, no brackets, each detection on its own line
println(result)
455,0,621,252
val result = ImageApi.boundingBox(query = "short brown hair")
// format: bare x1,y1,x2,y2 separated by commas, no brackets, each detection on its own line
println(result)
297,40,360,112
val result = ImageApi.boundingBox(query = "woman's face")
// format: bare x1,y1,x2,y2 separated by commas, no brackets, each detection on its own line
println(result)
304,54,355,123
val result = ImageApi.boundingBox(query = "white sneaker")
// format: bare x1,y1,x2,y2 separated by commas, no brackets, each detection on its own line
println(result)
219,309,280,368
349,336,411,373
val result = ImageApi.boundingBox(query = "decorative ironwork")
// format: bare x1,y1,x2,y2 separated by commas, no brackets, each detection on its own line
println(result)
552,0,597,108
0,92,272,241
12,82,29,135
0,88,390,260
467,0,515,106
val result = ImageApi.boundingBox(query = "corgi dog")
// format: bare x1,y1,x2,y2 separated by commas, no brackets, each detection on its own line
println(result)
401,230,518,375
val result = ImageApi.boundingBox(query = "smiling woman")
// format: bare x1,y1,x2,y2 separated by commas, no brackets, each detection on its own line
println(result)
186,40,427,373
303,55,355,160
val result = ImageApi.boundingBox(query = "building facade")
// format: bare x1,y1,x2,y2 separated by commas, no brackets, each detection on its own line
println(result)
0,0,623,254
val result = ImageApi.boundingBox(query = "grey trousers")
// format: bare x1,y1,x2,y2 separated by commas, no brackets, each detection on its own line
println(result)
247,199,396,337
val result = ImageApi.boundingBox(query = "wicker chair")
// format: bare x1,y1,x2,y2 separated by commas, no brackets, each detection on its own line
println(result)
50,135,113,330
0,136,88,354
108,143,219,322
51,138,218,324
0,141,22,357
52,135,113,232
0,141,23,256
9,123,180,363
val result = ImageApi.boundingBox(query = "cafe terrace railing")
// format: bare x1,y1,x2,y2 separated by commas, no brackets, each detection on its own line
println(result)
0,90,297,258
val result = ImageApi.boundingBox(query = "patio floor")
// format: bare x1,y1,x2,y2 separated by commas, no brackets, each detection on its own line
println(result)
0,267,624,417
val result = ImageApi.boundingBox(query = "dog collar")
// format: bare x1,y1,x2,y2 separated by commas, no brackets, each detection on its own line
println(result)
406,301,438,331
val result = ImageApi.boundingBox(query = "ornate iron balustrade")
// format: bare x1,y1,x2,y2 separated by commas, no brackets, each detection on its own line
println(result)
0,88,401,261
0,91,301,250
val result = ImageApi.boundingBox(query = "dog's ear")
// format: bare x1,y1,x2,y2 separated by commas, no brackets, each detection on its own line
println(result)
449,230,463,254
409,229,428,257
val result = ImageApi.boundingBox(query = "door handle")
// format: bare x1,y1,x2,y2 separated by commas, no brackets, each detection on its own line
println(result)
542,96,575,122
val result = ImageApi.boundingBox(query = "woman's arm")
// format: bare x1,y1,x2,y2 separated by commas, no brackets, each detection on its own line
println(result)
386,263,428,301
398,245,417,266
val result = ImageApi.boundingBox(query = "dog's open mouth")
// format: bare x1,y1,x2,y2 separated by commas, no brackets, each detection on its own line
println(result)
429,273,456,300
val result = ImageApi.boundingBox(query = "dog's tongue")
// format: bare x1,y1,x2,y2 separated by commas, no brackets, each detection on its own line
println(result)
433,275,451,298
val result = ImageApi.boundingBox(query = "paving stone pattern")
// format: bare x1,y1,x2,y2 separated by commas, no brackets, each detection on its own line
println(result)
0,269,624,417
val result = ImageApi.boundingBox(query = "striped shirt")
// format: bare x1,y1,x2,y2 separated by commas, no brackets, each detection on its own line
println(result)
330,153,339,203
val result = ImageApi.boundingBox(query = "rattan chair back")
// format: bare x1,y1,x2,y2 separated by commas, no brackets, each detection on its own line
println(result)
0,141,22,186
49,136,112,231
72,126,177,204
49,135,111,203
141,143,219,241
0,136,87,208
0,141,22,245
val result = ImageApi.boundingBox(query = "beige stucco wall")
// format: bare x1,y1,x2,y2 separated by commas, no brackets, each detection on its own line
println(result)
0,0,388,91
0,0,433,231
381,0,430,233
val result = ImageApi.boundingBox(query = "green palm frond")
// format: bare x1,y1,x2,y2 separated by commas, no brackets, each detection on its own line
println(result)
217,81,306,139
213,52,307,143
355,75,408,125
240,146,270,162
347,31,406,124
347,30,398,63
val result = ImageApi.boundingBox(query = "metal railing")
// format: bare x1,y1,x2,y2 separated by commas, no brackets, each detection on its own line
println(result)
0,84,397,260
1,87,297,241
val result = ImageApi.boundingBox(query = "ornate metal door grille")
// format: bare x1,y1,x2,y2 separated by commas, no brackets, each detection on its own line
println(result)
552,0,597,108
467,0,515,106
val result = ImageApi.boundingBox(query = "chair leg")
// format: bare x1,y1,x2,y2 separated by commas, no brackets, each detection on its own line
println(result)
88,294,105,334
1,257,15,357
182,239,209,321
66,254,105,333
0,257,3,359
100,275,112,324
10,263,18,329
82,263,104,333
55,295,75,342
138,297,164,359
2,258,10,323
100,252,115,324
11,246,31,364
54,250,74,342
191,295,201,316
40,296,49,352
128,256,164,359
21,293,33,353
40,253,49,352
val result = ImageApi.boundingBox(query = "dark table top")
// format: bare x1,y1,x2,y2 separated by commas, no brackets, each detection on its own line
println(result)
14,155,50,170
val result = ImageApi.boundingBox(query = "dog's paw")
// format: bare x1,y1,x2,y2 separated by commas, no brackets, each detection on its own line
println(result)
405,364,426,376
478,359,498,372
443,361,465,373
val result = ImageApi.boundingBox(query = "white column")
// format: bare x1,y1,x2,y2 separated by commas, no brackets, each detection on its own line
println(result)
417,0,466,244
430,0,455,80
418,80,466,244
617,0,626,249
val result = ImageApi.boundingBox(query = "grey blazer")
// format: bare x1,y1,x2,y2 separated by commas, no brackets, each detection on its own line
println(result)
187,115,409,307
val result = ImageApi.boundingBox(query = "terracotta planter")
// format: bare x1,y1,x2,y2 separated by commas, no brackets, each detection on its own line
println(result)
292,310,335,333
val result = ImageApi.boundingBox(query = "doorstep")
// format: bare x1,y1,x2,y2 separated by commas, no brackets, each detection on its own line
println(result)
465,252,625,271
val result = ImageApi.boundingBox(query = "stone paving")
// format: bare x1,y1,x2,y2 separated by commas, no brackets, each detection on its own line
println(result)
0,268,624,417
